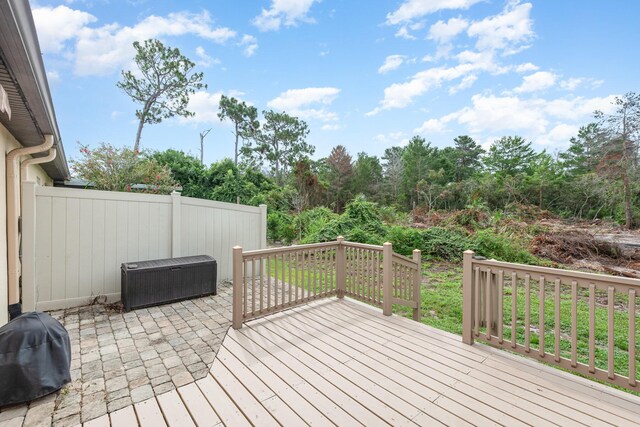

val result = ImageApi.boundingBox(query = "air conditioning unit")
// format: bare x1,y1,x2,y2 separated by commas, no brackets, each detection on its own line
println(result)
121,255,216,311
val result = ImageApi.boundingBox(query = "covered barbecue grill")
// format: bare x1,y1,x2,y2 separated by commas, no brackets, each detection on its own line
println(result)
0,312,71,406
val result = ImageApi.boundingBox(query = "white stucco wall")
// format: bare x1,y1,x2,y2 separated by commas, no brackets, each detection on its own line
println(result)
0,122,54,325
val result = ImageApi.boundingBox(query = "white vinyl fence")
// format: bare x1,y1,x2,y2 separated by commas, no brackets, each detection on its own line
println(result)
20,183,267,311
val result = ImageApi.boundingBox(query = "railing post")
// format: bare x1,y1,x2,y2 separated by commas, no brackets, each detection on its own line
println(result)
383,242,393,316
462,250,475,344
412,249,421,321
232,245,243,329
336,236,345,298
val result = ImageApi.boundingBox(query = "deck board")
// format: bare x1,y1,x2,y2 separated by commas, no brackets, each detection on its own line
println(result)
83,297,640,426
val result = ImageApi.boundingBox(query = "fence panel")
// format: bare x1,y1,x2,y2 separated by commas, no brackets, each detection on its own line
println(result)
22,184,266,311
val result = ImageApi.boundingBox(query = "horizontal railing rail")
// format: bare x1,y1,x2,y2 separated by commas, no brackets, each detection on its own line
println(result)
462,250,640,391
232,237,421,328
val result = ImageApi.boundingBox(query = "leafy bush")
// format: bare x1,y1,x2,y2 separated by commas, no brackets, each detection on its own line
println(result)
267,211,296,244
385,226,424,256
472,229,538,264
345,227,384,245
421,227,474,262
344,195,385,235
71,143,176,193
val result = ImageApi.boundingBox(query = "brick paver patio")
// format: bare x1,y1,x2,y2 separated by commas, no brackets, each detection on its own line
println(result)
0,283,233,427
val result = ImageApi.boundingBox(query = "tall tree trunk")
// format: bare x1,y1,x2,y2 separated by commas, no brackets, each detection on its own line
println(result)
134,118,144,153
234,122,239,166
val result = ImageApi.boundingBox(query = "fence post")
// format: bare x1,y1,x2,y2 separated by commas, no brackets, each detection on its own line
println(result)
462,250,475,344
21,181,37,312
383,242,393,316
412,249,422,321
259,204,267,249
336,236,345,298
232,246,243,329
171,191,181,257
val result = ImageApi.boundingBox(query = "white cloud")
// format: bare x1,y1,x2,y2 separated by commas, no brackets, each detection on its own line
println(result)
386,0,482,25
378,55,406,74
267,87,341,122
368,53,505,115
253,0,319,32
375,131,410,147
239,35,258,57
46,70,60,83
419,93,619,149
467,2,534,54
448,74,477,94
538,124,578,146
321,124,342,131
395,26,416,40
179,91,223,125
32,5,96,53
428,17,468,43
110,110,122,119
370,2,536,115
415,118,446,134
32,8,237,76
515,62,539,73
195,46,220,68
514,71,557,93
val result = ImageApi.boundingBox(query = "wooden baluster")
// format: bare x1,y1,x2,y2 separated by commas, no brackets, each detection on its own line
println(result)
571,281,577,367
539,276,545,357
486,268,492,340
368,250,372,301
302,250,306,300
267,255,271,311
251,258,256,314
608,286,615,379
525,274,531,353
498,271,504,344
630,289,636,387
589,283,596,373
474,267,480,337
375,252,380,304
324,249,329,295
243,258,248,316
288,252,293,304
359,248,364,298
274,254,279,308
511,272,517,349
554,279,560,362
259,257,264,313
313,249,318,298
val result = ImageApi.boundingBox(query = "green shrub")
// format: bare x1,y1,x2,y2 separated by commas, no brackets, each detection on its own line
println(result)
385,226,424,256
472,229,538,264
346,227,384,245
344,195,386,235
267,211,296,244
421,227,474,262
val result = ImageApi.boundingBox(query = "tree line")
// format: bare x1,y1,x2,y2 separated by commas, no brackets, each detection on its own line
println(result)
98,38,639,229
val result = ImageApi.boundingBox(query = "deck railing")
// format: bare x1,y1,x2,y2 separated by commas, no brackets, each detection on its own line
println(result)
462,250,640,391
232,237,421,329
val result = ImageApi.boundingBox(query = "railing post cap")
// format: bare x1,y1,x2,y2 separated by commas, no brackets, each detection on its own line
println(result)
259,204,267,208
383,241,392,246
336,236,344,241
464,250,475,255
413,249,421,253
233,245,243,250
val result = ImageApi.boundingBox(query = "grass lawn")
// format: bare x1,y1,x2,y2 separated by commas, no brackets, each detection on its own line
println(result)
392,261,640,394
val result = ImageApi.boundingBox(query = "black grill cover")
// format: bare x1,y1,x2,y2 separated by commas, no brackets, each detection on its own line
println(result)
0,312,71,406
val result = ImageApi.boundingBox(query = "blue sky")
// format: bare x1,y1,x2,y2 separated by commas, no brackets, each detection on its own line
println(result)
32,0,639,165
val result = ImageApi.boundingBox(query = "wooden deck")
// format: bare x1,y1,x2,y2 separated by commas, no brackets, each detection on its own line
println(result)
84,297,640,426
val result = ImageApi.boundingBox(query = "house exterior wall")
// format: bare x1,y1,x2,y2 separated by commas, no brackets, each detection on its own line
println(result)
0,122,54,325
